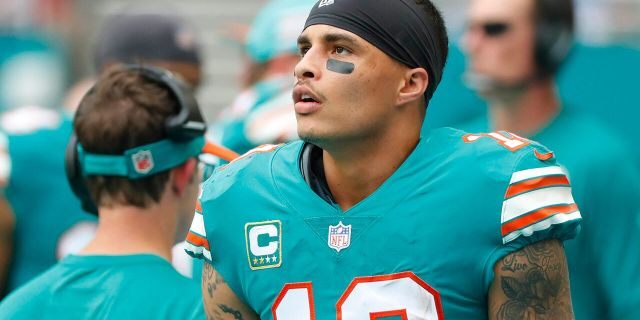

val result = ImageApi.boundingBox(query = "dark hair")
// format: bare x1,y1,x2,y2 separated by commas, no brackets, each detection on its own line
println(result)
414,0,449,100
74,68,179,208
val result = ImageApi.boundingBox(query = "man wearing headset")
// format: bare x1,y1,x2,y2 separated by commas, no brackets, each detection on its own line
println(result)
0,66,205,318
461,0,640,318
0,12,209,299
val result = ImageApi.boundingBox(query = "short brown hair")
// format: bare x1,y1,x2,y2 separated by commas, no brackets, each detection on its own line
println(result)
74,67,179,208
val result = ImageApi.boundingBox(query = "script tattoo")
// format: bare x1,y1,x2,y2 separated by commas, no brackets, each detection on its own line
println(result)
495,240,573,319
218,304,244,320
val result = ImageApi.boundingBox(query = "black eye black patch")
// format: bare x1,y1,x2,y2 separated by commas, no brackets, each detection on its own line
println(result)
326,59,355,74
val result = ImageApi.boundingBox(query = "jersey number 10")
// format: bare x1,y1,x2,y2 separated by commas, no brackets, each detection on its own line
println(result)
272,271,444,320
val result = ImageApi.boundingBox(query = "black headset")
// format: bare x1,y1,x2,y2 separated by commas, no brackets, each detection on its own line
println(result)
64,65,207,215
534,0,574,76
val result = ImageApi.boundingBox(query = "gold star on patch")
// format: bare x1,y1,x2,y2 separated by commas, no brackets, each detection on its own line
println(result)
259,257,265,264
253,258,258,265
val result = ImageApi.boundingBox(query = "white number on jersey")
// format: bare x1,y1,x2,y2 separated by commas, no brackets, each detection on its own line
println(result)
272,272,444,320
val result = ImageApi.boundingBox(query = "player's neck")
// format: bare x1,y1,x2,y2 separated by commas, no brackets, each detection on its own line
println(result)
488,78,560,137
80,201,177,261
322,120,421,211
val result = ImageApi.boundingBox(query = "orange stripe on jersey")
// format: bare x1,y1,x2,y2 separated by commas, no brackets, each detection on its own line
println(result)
202,142,240,162
187,231,210,251
505,175,570,199
195,200,203,213
534,149,555,161
501,203,578,236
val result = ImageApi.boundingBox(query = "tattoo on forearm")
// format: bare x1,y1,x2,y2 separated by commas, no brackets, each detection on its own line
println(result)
204,303,245,320
203,262,225,298
496,240,572,319
202,263,254,320
219,304,244,320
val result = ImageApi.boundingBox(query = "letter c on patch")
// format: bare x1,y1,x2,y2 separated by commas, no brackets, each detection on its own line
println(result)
249,224,278,256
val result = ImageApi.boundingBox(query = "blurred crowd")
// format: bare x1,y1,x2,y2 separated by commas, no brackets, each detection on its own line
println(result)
0,0,639,319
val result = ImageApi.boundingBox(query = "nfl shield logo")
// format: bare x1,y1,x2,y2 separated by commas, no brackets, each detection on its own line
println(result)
131,150,154,174
328,221,351,252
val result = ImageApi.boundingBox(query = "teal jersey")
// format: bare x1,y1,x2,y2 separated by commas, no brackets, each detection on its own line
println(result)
0,106,96,293
186,128,581,319
460,109,640,319
0,254,204,319
208,76,297,155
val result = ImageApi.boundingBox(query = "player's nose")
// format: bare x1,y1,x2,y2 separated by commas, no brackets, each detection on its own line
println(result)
294,49,322,81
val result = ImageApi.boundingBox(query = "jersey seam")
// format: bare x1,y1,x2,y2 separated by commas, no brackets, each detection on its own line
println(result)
481,149,531,295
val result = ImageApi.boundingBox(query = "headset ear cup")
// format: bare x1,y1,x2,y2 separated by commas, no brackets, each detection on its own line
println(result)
535,23,572,76
534,0,574,76
163,80,206,141
65,134,98,215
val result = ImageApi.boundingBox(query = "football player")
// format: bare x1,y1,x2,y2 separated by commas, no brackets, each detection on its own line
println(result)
185,0,582,319
460,0,640,318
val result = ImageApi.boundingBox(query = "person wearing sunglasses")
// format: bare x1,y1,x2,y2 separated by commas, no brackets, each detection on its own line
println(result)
461,0,640,319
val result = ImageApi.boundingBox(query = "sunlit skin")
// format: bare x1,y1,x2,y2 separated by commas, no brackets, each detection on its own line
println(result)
463,0,537,86
293,24,428,210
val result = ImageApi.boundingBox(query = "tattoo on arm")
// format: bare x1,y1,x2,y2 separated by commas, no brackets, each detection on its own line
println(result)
202,263,257,320
218,304,244,320
491,239,574,320
203,261,225,299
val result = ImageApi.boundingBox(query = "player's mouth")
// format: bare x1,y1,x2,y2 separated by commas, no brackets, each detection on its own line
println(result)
293,85,323,115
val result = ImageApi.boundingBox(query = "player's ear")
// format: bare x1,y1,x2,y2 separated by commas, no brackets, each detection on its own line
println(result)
397,67,429,106
171,158,198,196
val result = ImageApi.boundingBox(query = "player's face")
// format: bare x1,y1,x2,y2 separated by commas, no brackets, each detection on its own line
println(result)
293,25,407,146
463,0,537,85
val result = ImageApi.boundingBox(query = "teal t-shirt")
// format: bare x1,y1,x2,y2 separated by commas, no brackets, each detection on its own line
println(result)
186,128,581,319
0,106,96,293
0,254,204,319
460,109,640,320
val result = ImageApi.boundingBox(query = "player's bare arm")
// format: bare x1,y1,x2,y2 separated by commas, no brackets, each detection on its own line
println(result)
0,197,13,297
488,239,574,319
202,262,258,320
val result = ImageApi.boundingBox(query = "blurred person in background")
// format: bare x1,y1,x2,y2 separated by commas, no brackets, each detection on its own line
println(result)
0,33,96,299
209,0,317,155
64,11,204,112
0,66,205,319
460,0,640,318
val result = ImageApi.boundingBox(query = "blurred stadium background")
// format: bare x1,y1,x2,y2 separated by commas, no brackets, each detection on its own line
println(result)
1,0,639,121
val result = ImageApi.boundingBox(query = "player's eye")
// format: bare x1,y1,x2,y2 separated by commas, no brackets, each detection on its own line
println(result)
299,46,311,57
333,46,350,56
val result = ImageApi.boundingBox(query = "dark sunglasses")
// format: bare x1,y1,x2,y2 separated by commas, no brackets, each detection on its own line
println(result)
480,22,511,37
